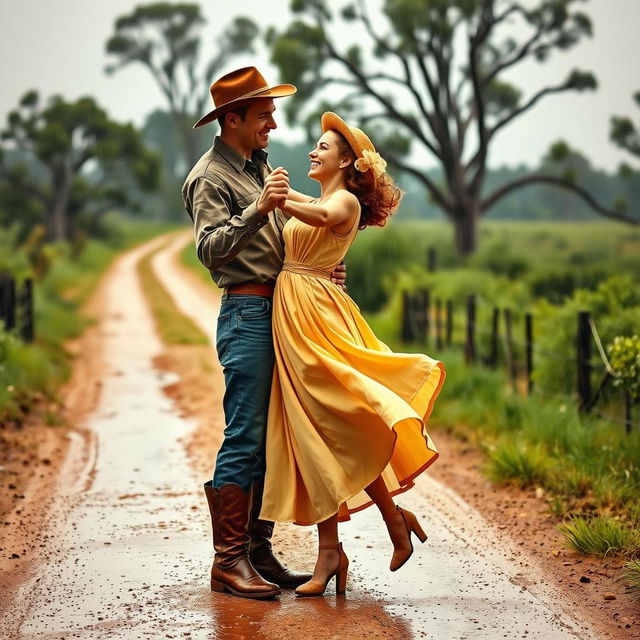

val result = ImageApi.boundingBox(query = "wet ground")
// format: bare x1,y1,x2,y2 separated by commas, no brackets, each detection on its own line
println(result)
1,235,605,639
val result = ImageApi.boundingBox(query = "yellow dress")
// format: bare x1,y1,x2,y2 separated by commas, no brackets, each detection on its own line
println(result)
260,207,445,526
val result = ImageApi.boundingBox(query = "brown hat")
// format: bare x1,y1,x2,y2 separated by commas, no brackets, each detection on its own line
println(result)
321,112,387,177
193,66,297,129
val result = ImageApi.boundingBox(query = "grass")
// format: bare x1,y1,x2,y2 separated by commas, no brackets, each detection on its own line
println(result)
558,516,640,557
621,558,640,598
137,243,209,346
484,439,551,488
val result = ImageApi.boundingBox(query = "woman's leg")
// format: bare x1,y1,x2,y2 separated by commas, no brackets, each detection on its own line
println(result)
364,475,397,521
310,514,340,579
296,513,348,595
365,475,427,571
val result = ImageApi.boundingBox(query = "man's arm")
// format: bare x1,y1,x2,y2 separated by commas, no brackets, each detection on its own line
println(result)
191,177,267,271
191,169,289,271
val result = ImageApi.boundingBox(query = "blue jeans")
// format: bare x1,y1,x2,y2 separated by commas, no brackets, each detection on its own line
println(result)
213,294,274,491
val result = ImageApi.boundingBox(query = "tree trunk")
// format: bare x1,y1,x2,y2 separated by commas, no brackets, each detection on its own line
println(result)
451,204,479,256
47,165,72,242
174,112,203,175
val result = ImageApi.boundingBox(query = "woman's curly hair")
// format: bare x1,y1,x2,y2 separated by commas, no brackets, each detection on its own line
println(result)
334,131,403,229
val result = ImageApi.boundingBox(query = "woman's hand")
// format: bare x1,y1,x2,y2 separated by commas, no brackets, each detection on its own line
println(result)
258,167,289,215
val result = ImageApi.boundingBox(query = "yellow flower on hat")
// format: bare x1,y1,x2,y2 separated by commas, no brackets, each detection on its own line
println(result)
354,149,387,176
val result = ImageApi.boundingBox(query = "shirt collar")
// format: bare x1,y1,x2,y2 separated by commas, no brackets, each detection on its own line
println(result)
213,136,268,173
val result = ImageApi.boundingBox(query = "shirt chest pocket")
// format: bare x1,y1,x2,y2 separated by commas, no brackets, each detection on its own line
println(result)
235,191,261,214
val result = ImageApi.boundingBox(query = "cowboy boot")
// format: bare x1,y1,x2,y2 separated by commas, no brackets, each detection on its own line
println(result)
203,481,281,598
248,480,312,588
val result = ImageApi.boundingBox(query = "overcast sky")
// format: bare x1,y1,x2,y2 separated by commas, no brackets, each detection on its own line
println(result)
1,0,638,172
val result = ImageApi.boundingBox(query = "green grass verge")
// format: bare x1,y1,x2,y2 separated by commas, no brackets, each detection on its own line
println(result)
621,558,640,599
0,217,177,424
558,516,640,557
137,242,209,346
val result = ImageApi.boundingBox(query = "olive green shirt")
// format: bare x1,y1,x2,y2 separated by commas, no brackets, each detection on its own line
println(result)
181,136,287,289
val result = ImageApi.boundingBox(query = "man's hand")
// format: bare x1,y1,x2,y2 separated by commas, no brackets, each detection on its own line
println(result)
331,262,347,292
257,167,289,215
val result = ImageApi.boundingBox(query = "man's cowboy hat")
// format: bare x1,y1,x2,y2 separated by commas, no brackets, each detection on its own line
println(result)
193,66,297,129
321,112,387,177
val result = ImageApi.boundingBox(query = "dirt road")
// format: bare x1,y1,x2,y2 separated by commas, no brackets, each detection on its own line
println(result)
1,234,607,639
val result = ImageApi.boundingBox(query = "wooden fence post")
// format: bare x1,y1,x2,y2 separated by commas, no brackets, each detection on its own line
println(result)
525,312,533,395
427,247,437,272
625,392,633,435
418,288,431,345
20,278,34,343
577,311,592,411
446,299,453,347
489,307,499,368
0,276,16,331
401,291,414,343
503,308,518,393
465,295,476,365
435,298,443,350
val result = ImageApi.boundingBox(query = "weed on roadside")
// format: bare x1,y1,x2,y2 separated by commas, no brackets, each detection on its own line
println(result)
558,516,640,557
484,439,551,488
620,558,640,599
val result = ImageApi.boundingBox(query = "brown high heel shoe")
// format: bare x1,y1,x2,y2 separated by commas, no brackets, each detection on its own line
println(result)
384,505,428,572
294,543,349,597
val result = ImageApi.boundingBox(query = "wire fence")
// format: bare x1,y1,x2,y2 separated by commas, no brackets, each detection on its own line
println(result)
401,287,638,434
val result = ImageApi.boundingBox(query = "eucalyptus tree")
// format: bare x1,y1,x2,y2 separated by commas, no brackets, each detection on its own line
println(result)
0,91,159,242
268,0,638,254
106,2,258,172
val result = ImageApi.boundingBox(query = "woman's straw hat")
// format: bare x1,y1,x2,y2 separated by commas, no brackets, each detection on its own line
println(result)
321,111,387,176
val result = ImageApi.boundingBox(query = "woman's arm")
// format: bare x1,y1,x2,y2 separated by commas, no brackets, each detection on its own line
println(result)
286,188,315,203
282,190,360,230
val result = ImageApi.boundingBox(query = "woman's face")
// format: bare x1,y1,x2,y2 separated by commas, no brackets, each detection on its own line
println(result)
308,130,351,181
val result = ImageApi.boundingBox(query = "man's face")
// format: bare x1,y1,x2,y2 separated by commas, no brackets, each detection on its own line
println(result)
235,98,277,151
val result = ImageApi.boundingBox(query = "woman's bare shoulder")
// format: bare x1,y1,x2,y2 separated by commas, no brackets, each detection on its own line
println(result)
328,189,360,210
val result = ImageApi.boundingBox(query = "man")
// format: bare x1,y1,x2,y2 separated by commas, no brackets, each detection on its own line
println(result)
182,66,346,599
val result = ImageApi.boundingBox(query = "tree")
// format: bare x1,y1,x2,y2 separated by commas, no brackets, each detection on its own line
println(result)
611,90,640,161
267,0,638,255
0,91,160,242
105,2,258,172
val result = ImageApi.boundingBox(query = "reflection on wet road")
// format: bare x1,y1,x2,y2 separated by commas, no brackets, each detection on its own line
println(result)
4,234,602,639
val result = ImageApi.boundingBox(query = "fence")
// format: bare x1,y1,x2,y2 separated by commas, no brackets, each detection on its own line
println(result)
401,287,637,434
0,275,34,343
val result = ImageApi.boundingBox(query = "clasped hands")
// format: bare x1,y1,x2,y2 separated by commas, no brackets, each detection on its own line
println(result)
256,167,347,291
256,167,289,216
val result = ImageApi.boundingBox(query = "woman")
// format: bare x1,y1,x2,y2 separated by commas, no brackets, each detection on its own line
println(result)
259,113,445,596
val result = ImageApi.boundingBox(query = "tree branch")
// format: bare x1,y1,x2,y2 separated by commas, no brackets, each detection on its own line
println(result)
355,0,436,136
385,150,450,213
482,173,640,225
484,22,546,86
322,36,440,157
490,81,574,138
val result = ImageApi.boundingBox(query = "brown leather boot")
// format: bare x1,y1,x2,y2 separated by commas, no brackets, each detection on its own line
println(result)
203,481,281,599
248,480,312,588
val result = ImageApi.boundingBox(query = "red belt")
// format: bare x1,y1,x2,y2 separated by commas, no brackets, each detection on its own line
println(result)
225,283,275,297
